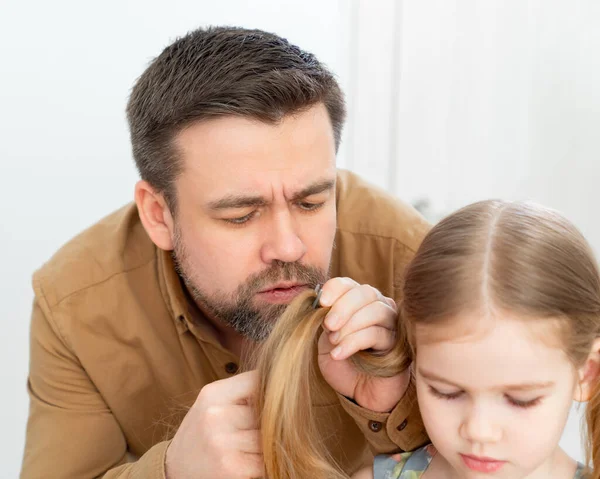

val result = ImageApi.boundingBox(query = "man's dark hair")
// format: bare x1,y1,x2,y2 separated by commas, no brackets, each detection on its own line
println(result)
126,26,346,212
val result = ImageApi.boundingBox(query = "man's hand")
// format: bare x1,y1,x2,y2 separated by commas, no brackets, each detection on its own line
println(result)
317,278,411,413
165,371,263,479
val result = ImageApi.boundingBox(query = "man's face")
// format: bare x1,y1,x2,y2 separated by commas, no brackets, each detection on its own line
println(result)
170,104,337,340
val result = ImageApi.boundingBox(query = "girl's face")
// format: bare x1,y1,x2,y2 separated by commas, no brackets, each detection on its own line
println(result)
415,310,580,479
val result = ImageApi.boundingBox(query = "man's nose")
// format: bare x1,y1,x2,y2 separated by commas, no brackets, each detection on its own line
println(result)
260,210,306,264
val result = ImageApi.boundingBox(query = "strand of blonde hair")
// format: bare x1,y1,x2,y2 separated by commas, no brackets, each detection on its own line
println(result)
251,290,410,479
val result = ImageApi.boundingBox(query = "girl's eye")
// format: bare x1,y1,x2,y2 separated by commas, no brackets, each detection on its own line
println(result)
297,201,325,211
506,396,542,409
429,386,463,400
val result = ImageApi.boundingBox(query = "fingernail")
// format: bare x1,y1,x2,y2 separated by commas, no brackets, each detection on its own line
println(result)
329,331,340,344
320,292,331,306
331,346,343,359
325,313,338,329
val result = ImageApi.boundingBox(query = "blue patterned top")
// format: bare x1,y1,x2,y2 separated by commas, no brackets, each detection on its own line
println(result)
373,445,586,479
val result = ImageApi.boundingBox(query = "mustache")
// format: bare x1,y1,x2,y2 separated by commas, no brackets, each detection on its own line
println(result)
239,261,326,295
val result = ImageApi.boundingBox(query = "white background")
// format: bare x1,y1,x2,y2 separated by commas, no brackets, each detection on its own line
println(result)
1,1,598,476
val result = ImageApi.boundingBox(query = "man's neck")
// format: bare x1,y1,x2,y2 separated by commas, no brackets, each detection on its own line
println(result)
213,323,250,358
179,282,263,361
189,301,255,359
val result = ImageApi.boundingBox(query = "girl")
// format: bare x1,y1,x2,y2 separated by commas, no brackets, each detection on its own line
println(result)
254,200,600,479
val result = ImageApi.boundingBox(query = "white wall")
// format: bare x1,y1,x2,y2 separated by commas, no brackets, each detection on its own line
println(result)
1,0,597,476
391,0,600,250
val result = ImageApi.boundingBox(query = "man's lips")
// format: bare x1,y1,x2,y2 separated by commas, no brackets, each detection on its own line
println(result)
258,282,306,293
256,283,309,303
460,454,506,473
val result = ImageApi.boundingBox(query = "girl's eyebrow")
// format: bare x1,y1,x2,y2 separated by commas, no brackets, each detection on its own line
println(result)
417,368,462,387
503,381,555,391
417,368,555,391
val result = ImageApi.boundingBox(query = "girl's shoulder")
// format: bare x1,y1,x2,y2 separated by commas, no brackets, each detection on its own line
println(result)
373,444,437,479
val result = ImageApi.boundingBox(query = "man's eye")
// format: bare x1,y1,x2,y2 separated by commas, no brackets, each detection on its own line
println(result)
224,212,256,225
429,386,463,400
298,202,325,211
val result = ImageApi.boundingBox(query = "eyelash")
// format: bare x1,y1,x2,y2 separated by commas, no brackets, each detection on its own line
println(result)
224,212,257,225
298,201,325,212
428,386,542,409
223,202,326,225
429,386,463,401
508,397,542,409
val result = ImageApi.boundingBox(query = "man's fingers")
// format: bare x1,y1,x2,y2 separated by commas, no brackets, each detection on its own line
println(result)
231,406,259,431
233,429,262,454
329,301,396,346
204,404,258,431
240,453,264,478
197,370,258,406
331,326,395,361
221,452,264,478
323,284,389,331
382,295,396,310
319,277,358,307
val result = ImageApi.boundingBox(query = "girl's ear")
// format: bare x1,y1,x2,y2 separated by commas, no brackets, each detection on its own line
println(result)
574,338,600,402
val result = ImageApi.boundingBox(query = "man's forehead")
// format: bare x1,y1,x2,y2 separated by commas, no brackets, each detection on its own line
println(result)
173,105,337,205
175,105,336,166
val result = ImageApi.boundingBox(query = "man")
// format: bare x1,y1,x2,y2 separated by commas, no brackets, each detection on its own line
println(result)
21,26,430,478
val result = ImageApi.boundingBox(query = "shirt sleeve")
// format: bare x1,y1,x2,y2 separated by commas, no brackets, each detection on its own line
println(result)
337,380,429,454
20,293,169,479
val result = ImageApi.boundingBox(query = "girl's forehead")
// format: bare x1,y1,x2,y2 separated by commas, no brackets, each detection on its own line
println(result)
414,309,567,350
414,312,574,386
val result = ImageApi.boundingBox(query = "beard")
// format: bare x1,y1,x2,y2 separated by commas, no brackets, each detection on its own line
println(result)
172,227,329,341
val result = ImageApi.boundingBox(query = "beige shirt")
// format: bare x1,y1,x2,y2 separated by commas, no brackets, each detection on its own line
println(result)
21,170,430,478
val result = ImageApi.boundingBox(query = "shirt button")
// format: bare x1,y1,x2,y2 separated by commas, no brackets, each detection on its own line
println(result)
368,420,383,433
397,419,408,431
225,362,239,374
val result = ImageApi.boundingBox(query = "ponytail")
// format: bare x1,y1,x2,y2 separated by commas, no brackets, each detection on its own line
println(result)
585,376,600,478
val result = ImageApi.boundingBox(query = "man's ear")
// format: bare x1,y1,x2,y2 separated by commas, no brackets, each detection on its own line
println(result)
134,180,175,251
574,338,600,402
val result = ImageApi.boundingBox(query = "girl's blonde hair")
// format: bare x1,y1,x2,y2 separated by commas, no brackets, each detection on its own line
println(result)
254,200,600,479
251,291,410,479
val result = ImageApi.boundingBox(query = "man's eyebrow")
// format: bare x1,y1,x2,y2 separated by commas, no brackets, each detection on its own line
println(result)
290,179,336,202
417,368,555,391
207,195,268,210
207,179,336,210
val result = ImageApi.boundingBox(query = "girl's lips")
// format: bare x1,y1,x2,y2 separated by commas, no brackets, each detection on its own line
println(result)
460,454,506,473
